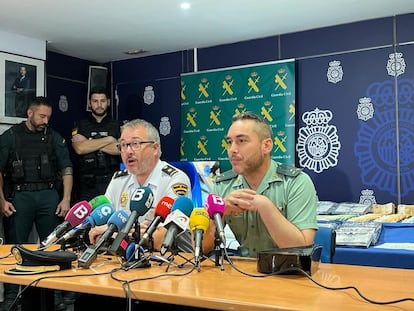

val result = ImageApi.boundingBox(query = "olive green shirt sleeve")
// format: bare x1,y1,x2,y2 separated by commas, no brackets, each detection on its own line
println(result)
213,160,318,257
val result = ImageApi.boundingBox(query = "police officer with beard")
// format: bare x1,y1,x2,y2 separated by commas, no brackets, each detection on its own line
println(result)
71,87,121,202
0,96,73,311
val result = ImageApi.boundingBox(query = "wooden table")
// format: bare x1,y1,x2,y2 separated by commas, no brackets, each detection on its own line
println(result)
0,245,413,310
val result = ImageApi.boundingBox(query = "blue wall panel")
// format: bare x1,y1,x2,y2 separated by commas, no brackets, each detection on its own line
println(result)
197,36,279,71
396,13,414,43
281,17,394,59
296,47,399,203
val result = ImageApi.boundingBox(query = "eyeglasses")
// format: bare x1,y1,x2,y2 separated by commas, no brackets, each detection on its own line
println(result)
117,140,155,152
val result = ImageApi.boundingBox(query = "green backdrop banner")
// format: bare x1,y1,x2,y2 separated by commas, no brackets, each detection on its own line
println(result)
180,59,295,165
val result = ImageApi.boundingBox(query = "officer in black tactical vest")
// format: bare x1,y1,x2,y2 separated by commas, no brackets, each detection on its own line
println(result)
71,87,121,202
0,96,73,311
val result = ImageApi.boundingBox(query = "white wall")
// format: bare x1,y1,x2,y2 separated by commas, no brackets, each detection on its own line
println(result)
0,30,46,60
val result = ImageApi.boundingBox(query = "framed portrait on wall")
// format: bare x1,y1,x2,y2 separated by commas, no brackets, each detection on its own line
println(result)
0,51,45,124
86,65,108,111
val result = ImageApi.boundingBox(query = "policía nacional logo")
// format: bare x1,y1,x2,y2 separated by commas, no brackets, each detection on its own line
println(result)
386,52,406,77
159,116,171,136
143,85,155,105
359,189,376,206
356,97,374,121
296,108,341,173
59,95,68,112
327,60,343,84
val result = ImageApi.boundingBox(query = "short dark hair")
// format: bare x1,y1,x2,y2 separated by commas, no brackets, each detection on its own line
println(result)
28,96,52,108
89,86,108,99
232,111,274,140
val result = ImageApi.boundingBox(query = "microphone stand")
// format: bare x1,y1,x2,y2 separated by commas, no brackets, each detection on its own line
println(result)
124,220,150,269
59,229,88,254
163,234,195,272
214,232,225,271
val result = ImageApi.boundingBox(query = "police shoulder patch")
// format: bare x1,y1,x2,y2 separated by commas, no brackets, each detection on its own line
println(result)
162,164,179,177
172,183,189,196
276,163,302,177
215,169,237,183
113,169,128,179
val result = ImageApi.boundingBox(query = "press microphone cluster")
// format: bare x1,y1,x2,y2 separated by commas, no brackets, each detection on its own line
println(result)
78,210,129,268
39,195,113,249
40,200,93,249
56,203,115,245
108,186,154,258
160,196,194,256
189,207,210,267
138,196,174,248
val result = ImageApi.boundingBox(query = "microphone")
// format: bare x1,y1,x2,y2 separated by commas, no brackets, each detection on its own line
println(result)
40,200,92,248
89,194,111,209
78,210,129,268
108,186,154,258
189,208,210,266
137,196,174,248
55,203,115,245
160,196,194,256
205,193,226,245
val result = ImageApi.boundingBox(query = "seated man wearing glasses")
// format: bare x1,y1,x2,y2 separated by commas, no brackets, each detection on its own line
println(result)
88,118,191,251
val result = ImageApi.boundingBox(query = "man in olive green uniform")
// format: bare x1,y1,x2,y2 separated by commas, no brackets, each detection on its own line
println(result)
0,96,73,311
203,112,318,258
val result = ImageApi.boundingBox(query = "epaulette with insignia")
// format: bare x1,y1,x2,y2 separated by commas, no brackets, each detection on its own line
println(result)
215,170,237,183
276,163,302,177
162,164,178,177
113,169,128,179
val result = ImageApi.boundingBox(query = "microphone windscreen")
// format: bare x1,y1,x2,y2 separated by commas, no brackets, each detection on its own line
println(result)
65,201,93,226
89,195,111,209
154,196,174,219
171,196,194,217
130,186,154,216
205,194,225,218
87,203,115,226
107,210,129,231
189,208,210,232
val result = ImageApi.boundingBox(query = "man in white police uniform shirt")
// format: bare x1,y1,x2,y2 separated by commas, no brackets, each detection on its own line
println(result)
89,118,191,251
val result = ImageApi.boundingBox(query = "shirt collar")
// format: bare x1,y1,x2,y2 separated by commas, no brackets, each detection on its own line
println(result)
231,160,282,192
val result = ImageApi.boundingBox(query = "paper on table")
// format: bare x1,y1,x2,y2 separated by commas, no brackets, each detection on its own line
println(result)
373,243,414,251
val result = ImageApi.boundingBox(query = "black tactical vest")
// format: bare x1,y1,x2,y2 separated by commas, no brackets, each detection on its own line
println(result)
8,123,57,184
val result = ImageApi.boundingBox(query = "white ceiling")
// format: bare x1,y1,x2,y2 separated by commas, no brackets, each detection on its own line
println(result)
1,0,413,63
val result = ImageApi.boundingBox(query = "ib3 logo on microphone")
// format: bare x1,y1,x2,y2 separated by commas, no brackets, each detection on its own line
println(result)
73,201,92,219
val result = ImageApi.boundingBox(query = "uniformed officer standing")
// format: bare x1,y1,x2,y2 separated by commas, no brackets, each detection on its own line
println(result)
0,96,73,311
71,87,121,202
